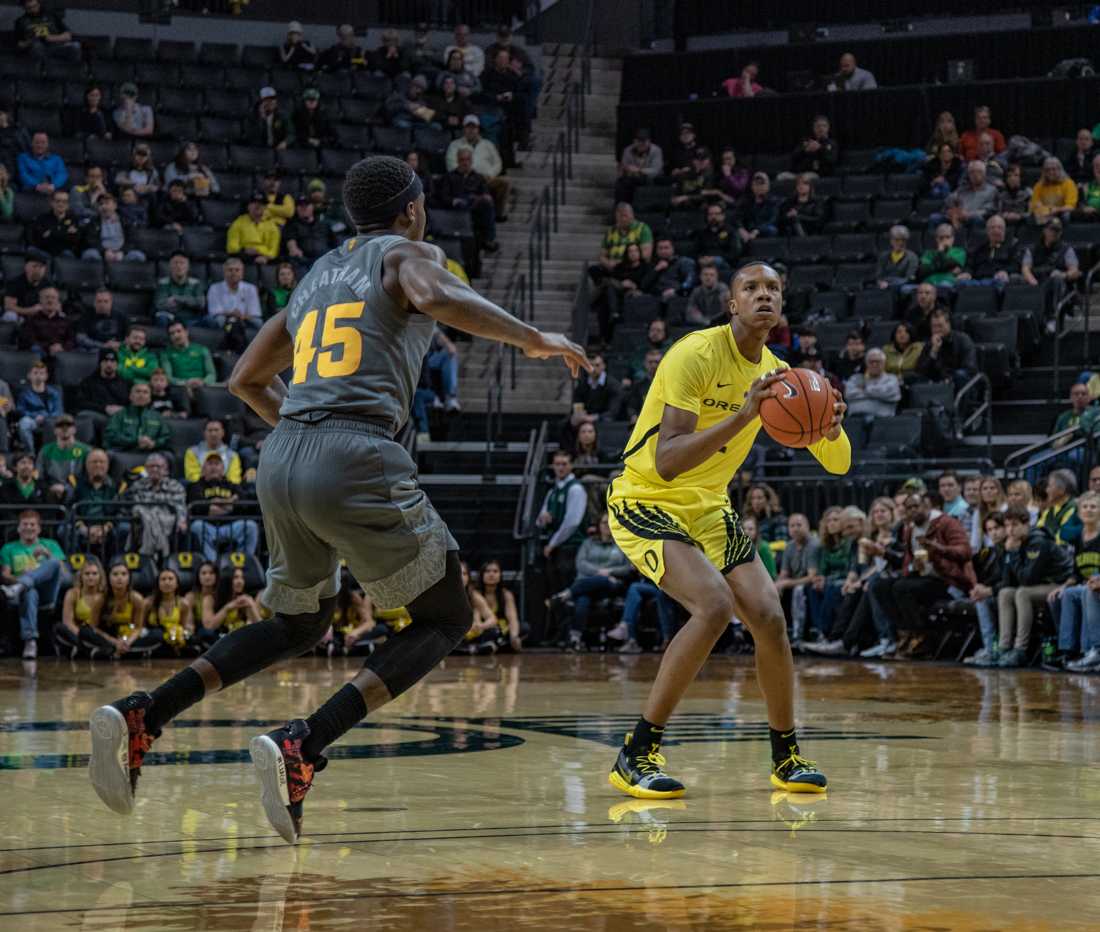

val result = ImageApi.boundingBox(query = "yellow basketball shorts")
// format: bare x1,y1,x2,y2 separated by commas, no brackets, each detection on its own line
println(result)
606,478,755,585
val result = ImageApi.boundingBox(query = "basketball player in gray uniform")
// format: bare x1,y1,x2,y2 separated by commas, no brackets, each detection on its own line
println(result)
88,156,589,843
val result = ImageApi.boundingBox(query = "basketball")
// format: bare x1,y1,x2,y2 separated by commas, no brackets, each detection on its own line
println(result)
758,367,836,448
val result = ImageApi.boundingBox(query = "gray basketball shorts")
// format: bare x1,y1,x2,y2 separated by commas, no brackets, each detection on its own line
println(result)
256,416,457,614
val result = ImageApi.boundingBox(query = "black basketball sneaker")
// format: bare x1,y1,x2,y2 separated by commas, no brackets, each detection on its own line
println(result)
249,719,327,844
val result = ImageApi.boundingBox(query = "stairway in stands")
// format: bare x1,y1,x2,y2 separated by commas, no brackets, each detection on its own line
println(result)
457,45,621,415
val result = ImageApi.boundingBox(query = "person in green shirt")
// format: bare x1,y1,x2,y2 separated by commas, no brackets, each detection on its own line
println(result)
917,223,968,287
104,381,171,453
153,252,206,327
596,203,654,272
162,321,216,389
36,413,91,494
1053,383,1100,440
1078,153,1100,215
118,325,160,383
0,508,66,659
741,513,777,579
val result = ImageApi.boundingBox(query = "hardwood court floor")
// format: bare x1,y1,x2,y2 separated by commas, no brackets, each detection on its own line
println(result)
1,653,1099,931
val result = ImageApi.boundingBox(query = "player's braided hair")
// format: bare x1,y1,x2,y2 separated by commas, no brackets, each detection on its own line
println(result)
343,155,417,230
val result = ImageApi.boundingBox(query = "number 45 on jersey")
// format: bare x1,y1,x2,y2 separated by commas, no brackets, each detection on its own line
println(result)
292,302,365,384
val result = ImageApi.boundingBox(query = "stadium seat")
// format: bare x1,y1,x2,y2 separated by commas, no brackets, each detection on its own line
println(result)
885,174,922,197
833,263,876,289
851,289,895,319
228,144,276,172
632,186,671,213
165,551,205,592
167,418,208,457
748,238,790,264
114,37,155,61
240,44,276,68
198,42,239,65
826,201,871,232
267,69,304,97
786,235,830,264
158,40,197,63
277,147,319,174
181,227,227,261
320,147,365,178
17,80,63,108
53,351,100,387
0,224,24,254
12,191,47,224
41,59,87,83
412,125,452,160
107,260,157,293
156,114,198,141
333,124,371,151
870,198,913,230
218,551,265,590
309,72,352,98
866,319,898,347
866,412,923,458
195,386,245,420
371,126,412,156
188,328,225,352
807,290,849,319
19,107,63,138
968,315,1019,351
85,137,133,169
787,264,833,290
196,199,239,230
223,66,269,91
953,286,998,316
0,350,42,382
130,228,181,260
907,380,955,414
351,74,392,100
108,292,152,320
133,62,178,87
428,209,474,239
206,89,252,119
815,321,853,352
840,174,885,200
831,233,876,262
53,257,105,292
110,552,158,594
89,60,133,84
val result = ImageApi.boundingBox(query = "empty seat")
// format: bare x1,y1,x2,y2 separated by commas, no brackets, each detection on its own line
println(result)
370,126,412,155
198,42,239,66
195,386,245,420
833,263,876,288
167,417,208,456
787,264,833,290
333,124,370,151
968,315,1018,350
907,380,955,414
181,227,227,261
840,175,885,199
211,170,252,201
19,107,63,137
132,62,178,86
205,89,252,118
338,97,381,124
240,44,276,68
13,192,48,224
0,349,43,382
786,235,830,264
831,233,876,262
53,351,100,387
851,289,895,319
114,37,155,61
223,65,269,91
17,80,63,108
827,201,871,231
748,238,790,264
428,209,474,238
807,290,849,319
197,116,240,144
178,63,221,89
156,86,199,115
1001,284,1043,314
53,257,105,291
0,225,24,254
130,228,182,260
886,175,922,197
157,40,197,63
352,74,392,100
816,321,854,351
86,137,133,168
111,292,152,319
412,125,451,159
870,198,913,229
107,260,157,292
198,199,240,230
867,412,923,456
228,144,276,171
953,287,998,316
156,114,198,141
308,72,351,97
277,147,318,174
188,327,224,351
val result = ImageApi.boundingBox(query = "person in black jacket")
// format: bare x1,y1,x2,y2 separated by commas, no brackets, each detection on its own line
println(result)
961,214,1021,286
995,507,1074,667
155,179,202,231
75,349,130,442
780,173,826,236
75,288,128,352
692,203,741,272
283,197,336,265
291,88,337,149
436,148,498,252
30,190,81,257
965,512,1007,666
0,452,50,507
915,309,978,390
786,115,838,178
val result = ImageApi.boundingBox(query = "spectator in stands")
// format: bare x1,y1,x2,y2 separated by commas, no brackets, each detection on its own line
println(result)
554,513,633,652
446,115,511,219
70,164,110,221
1039,468,1082,546
280,20,317,70
75,287,126,352
744,483,789,547
693,203,741,271
831,330,865,381
291,88,336,150
615,128,664,205
623,348,662,424
863,491,974,658
670,147,718,209
118,325,158,383
81,193,146,262
963,511,1007,666
959,106,1005,161
845,348,900,440
423,331,461,414
187,451,258,562
183,418,241,483
154,252,205,327
1075,153,1100,221
117,187,146,232
0,508,66,658
401,22,439,78
246,87,294,150
262,261,297,320
917,224,967,289
371,28,404,79
440,48,480,98
147,368,184,419
163,142,219,199
283,196,335,265
780,174,825,237
429,74,471,135
928,111,961,156
162,321,215,390
921,143,963,198
970,132,1005,187
0,101,28,177
446,23,485,77
916,308,977,390
76,86,112,141
738,173,780,240
785,116,838,179
960,214,1020,287
104,380,169,454
124,452,185,559
594,203,653,275
15,359,61,454
14,0,79,63
71,448,116,551
938,471,970,523
112,82,155,140
1030,157,1077,223
116,144,159,200
484,48,531,150
18,285,73,358
641,237,695,313
206,257,262,330
722,61,762,98
438,147,499,253
1021,217,1080,297
714,147,750,205
0,452,48,506
537,449,587,597
602,243,650,334
776,513,819,637
572,421,611,490
0,163,12,221
1048,490,1100,668
319,23,365,72
997,163,1031,225
971,476,1006,549
486,24,540,121
996,505,1074,666
154,180,199,233
76,348,127,425
686,262,729,325
227,193,280,266
3,249,50,323
805,506,851,644
259,170,293,227
667,122,698,179
1006,477,1039,524
1091,465,1100,494
828,52,877,91
1051,383,1098,454
1067,128,1097,184
940,160,998,231
611,575,678,654
30,190,80,257
904,283,946,339
36,412,87,491
876,226,919,289
386,75,440,130
18,132,67,194
571,353,621,429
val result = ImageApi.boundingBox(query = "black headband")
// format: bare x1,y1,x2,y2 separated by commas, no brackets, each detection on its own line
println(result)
347,172,423,229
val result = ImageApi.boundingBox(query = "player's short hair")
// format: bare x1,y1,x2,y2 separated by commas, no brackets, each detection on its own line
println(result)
343,155,417,230
731,261,779,291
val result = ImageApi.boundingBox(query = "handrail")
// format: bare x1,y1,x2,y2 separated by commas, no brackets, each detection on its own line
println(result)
955,371,992,463
1004,419,1100,481
1051,272,1091,395
512,423,547,542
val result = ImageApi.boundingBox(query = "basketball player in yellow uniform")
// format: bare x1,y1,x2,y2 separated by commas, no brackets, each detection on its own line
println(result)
607,262,850,798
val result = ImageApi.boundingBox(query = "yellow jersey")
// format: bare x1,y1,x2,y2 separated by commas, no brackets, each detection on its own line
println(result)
619,325,851,493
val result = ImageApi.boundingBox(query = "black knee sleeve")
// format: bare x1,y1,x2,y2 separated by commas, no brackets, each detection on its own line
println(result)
202,597,336,689
363,551,472,698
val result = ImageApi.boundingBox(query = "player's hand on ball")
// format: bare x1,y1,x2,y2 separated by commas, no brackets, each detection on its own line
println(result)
525,332,593,378
825,388,846,441
742,369,787,419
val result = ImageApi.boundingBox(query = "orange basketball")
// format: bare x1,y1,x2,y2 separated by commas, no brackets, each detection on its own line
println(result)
758,367,835,448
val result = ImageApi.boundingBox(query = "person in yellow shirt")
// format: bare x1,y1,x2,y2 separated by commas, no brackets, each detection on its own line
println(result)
607,262,850,800
1030,157,1077,223
260,170,295,226
226,193,281,263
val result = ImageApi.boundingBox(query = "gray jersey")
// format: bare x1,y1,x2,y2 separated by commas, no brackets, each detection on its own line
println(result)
279,234,434,431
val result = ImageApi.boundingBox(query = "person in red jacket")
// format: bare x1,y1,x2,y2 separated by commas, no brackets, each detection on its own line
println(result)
862,491,976,657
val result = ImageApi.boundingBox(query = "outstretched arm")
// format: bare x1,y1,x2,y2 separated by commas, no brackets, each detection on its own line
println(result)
228,310,293,427
392,242,591,377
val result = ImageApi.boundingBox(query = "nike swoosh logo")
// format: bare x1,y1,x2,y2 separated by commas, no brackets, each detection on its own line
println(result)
717,382,732,388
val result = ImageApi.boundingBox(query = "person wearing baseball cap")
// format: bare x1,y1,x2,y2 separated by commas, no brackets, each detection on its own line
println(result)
113,82,154,140
37,412,91,491
5,249,52,319
292,86,336,149
615,127,663,205
280,20,317,70
226,193,280,265
245,86,294,150
445,114,511,219
670,123,699,178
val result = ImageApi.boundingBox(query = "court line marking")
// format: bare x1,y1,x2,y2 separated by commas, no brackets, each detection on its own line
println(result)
3,815,1100,853
3,826,1099,877
8,871,1100,917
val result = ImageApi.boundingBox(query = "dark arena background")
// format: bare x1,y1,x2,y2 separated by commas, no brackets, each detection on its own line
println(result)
0,1,1099,929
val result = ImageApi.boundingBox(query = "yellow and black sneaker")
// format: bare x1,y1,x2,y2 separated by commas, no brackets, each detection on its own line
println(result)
770,751,828,793
608,733,686,800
